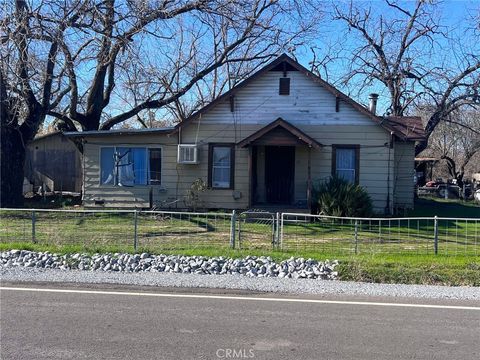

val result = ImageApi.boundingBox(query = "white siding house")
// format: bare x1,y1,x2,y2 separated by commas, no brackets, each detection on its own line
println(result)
67,54,424,213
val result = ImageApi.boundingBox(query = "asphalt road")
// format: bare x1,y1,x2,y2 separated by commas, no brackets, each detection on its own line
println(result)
1,284,479,360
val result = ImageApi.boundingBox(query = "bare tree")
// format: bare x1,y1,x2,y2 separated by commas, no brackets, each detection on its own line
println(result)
48,0,318,131
1,0,87,206
1,0,319,206
421,108,480,187
328,0,480,154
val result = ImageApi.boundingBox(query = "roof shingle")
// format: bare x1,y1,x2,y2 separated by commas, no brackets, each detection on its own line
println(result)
383,116,426,141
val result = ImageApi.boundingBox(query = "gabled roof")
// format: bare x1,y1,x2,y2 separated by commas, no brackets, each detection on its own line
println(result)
237,118,322,149
174,54,425,141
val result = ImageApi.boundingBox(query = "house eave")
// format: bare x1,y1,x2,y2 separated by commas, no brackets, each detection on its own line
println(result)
237,118,323,149
63,127,175,138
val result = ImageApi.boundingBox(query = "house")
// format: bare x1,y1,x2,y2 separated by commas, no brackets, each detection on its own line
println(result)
25,131,82,193
65,54,425,213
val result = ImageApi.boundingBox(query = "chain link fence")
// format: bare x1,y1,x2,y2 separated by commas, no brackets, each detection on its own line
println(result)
1,209,479,255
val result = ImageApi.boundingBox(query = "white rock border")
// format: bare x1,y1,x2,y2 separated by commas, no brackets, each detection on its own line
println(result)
0,250,338,280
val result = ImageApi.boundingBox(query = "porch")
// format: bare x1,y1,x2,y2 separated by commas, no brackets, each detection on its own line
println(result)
237,118,322,211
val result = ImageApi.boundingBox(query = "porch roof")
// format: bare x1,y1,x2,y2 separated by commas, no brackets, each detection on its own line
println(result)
237,118,322,149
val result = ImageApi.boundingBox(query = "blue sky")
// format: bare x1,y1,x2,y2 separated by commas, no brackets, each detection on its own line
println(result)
38,0,479,130
292,0,480,114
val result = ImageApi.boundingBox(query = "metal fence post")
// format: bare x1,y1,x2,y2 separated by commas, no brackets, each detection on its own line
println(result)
275,212,280,250
133,210,138,252
354,219,358,254
238,212,243,249
280,213,284,251
230,210,236,249
31,210,36,244
434,215,438,255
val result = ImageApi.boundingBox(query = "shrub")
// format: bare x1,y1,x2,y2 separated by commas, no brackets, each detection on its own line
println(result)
185,178,207,211
312,177,373,217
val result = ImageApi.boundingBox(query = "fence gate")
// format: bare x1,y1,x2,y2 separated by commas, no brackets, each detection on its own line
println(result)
237,211,277,250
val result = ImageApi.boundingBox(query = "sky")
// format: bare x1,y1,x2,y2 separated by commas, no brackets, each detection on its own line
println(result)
37,0,480,130
294,0,480,115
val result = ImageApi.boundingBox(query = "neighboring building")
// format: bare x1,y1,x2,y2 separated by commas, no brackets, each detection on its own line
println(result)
65,54,425,213
415,157,440,186
25,132,82,193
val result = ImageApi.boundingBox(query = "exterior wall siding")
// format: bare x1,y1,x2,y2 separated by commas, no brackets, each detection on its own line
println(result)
180,123,393,213
393,140,415,210
81,68,409,213
82,134,178,208
197,71,375,126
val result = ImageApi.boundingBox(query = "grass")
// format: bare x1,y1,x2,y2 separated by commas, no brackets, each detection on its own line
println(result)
1,207,479,256
336,254,480,287
282,217,479,255
0,211,233,250
0,242,478,286
1,199,479,286
408,197,480,218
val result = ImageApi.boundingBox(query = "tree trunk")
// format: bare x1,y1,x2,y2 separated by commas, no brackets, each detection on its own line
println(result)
415,140,428,156
0,125,26,207
455,175,464,189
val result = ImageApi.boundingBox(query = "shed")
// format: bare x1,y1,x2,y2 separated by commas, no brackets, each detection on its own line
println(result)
25,132,82,193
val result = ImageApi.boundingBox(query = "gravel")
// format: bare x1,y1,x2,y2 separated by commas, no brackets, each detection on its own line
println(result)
0,250,338,279
1,267,479,300
1,251,479,300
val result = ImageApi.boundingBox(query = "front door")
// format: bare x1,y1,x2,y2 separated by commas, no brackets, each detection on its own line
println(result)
265,146,295,204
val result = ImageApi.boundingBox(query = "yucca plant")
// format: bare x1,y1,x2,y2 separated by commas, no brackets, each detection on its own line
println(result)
312,177,373,217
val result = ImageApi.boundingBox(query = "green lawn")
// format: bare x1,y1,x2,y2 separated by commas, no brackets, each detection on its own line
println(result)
337,253,480,286
0,211,233,250
281,216,479,256
1,199,479,286
408,197,480,218
0,242,478,286
280,198,480,255
1,204,479,256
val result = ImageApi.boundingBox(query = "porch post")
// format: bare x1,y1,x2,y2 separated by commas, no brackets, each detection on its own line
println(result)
307,146,312,213
248,146,253,208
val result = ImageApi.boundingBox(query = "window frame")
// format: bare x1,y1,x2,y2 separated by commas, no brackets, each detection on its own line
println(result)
208,143,235,190
99,145,163,187
279,77,291,95
148,148,162,185
331,144,360,184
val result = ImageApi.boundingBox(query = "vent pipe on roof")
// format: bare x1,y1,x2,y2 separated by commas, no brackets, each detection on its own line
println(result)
368,93,379,114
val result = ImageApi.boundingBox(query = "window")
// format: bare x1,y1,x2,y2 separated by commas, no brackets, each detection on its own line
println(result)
279,77,290,95
149,148,162,185
100,148,115,185
208,144,234,189
332,145,359,184
100,147,162,186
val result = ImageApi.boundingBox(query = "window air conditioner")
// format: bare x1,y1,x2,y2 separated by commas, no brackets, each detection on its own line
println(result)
177,144,199,164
